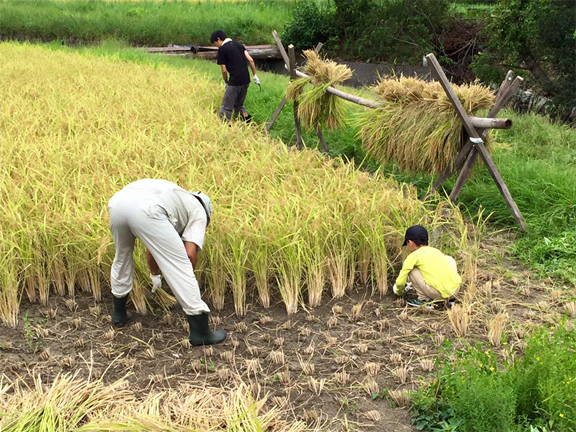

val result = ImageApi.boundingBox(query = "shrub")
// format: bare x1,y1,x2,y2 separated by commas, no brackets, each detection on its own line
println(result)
471,0,576,120
280,2,337,52
282,0,450,63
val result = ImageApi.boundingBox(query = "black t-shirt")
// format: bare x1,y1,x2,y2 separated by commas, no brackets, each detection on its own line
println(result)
217,41,250,86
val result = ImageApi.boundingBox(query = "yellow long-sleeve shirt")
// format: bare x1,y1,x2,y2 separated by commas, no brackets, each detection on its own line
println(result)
395,246,461,298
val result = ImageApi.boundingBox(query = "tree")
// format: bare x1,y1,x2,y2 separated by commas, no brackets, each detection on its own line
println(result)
472,0,576,119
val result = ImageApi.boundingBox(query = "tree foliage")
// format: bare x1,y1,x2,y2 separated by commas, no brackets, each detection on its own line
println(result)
472,0,576,119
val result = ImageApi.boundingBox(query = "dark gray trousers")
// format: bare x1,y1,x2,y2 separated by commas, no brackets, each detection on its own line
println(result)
219,84,249,120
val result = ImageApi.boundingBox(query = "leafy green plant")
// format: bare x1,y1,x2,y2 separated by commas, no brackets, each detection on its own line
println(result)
411,325,576,431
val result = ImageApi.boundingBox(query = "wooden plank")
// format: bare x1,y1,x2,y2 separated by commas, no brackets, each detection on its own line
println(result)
449,146,477,202
426,53,527,230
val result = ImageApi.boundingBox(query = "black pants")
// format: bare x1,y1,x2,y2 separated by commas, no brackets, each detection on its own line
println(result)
219,84,249,120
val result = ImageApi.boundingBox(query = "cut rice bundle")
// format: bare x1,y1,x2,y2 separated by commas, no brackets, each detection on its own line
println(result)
286,50,352,130
356,75,495,174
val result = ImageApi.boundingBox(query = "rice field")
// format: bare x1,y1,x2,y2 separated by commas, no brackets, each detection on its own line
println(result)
2,41,573,432
0,42,471,328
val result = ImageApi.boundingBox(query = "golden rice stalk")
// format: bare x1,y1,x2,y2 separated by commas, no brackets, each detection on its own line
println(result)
364,410,382,422
268,350,286,365
308,377,325,396
327,316,338,329
364,362,381,376
392,365,410,384
274,238,303,315
286,50,352,131
305,245,325,308
419,358,435,372
388,389,411,407
299,360,315,375
488,312,507,346
334,370,351,385
356,75,494,174
223,234,249,316
447,303,472,337
565,301,576,317
206,242,226,311
250,245,271,308
350,302,364,321
432,334,445,347
361,377,379,395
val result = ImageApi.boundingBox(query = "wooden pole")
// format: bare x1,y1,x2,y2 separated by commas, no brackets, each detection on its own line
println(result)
426,53,527,230
265,98,287,132
315,125,329,154
449,75,523,202
432,71,523,193
288,44,303,150
272,30,290,69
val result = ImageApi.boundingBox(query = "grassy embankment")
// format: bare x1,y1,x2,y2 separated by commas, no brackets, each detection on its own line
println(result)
0,0,498,47
0,0,297,46
42,40,576,285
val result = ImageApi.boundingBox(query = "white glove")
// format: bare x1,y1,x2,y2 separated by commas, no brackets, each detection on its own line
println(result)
150,273,162,294
253,75,260,85
393,284,399,295
224,82,228,90
405,282,414,292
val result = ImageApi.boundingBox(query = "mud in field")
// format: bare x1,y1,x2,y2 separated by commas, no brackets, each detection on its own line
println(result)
0,233,571,431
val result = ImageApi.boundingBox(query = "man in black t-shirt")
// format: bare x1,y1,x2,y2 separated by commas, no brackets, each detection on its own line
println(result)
210,30,259,121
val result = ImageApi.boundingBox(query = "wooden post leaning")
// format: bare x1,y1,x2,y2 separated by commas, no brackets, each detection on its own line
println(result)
288,44,304,150
267,32,330,152
425,53,527,231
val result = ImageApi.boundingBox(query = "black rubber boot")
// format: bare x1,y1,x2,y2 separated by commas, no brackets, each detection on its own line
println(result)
187,313,227,346
111,295,129,327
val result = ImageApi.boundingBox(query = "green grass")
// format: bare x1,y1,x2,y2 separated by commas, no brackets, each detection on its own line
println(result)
38,39,576,285
0,0,297,46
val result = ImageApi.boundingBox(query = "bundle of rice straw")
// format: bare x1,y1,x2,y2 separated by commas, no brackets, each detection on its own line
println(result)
355,75,495,174
286,50,352,130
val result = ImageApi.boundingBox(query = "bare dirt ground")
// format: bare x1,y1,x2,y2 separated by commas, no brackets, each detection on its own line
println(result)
1,232,572,431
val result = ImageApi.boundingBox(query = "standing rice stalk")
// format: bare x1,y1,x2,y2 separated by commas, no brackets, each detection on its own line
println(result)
488,312,507,346
0,233,20,328
206,242,226,311
224,234,249,317
250,243,270,309
448,303,472,337
274,237,303,315
304,235,326,308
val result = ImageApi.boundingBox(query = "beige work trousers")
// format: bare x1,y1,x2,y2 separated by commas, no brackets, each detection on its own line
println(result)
408,255,459,300
108,190,210,316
